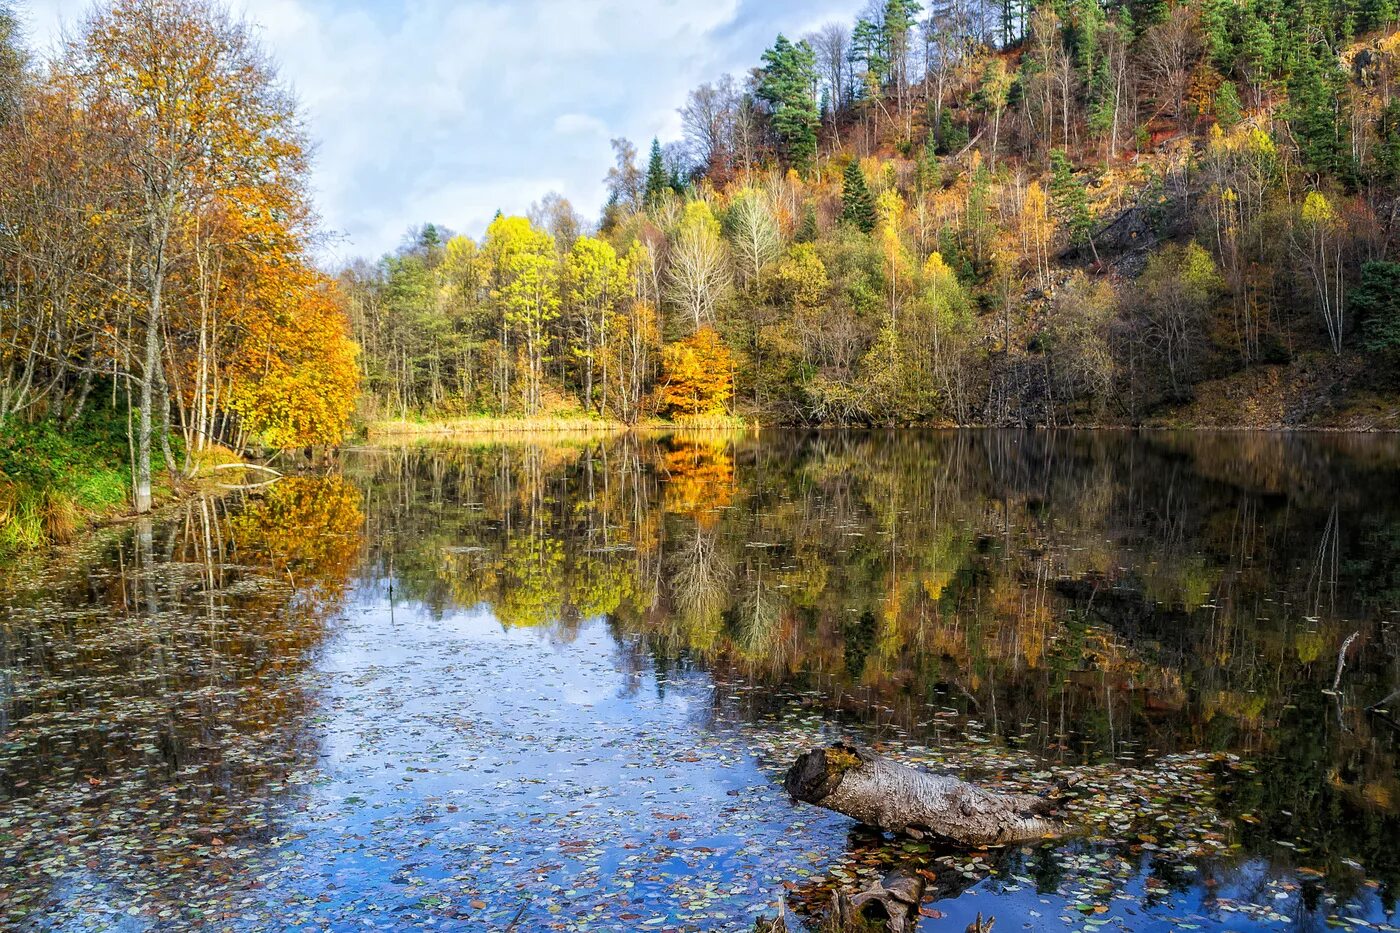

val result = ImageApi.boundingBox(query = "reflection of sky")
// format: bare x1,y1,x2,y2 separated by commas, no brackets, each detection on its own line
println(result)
251,577,1400,932
268,584,818,930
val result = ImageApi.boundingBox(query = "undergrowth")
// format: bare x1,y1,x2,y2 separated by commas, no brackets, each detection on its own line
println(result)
0,410,175,554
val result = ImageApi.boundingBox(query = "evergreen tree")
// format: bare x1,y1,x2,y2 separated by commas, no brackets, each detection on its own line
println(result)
1356,262,1400,353
1358,0,1398,31
841,159,877,233
1199,0,1236,73
1378,98,1400,187
1050,149,1094,246
756,34,820,172
796,202,819,243
1214,80,1243,129
916,129,941,193
644,138,669,208
850,17,889,92
1286,46,1353,181
937,108,970,154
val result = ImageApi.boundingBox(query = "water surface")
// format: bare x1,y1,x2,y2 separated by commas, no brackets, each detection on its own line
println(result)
2,431,1399,931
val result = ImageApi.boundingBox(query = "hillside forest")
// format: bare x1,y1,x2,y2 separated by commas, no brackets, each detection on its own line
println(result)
341,0,1400,427
5,0,1400,538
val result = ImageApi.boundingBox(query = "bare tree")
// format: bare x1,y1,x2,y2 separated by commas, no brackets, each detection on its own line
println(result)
808,21,851,126
604,137,643,213
1140,5,1201,124
680,78,737,180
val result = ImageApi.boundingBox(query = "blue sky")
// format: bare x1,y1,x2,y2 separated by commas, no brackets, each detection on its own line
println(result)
20,0,864,260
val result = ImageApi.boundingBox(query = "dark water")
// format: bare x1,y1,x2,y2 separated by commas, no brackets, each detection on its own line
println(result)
2,431,1399,932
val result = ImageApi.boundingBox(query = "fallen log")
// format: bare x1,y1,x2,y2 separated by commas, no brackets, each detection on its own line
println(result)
784,743,1067,847
828,867,926,933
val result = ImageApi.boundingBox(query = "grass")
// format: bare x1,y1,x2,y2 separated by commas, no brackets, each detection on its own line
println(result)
367,413,628,438
0,411,168,555
364,410,757,440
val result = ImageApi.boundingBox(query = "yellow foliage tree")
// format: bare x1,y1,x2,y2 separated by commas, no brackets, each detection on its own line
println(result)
656,326,734,417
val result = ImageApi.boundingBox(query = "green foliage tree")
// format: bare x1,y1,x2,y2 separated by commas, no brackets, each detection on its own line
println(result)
756,34,820,171
1050,149,1094,248
1356,262,1400,354
644,138,669,208
1376,98,1400,188
1214,80,1243,129
1286,46,1353,180
841,159,877,233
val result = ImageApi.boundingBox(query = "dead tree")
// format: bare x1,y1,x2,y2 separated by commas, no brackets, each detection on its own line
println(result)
785,743,1067,847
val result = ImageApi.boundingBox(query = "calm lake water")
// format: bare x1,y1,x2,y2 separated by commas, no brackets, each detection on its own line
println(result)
2,430,1399,932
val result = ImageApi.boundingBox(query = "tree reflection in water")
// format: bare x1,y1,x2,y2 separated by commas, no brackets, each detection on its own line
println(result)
355,431,1400,908
0,476,364,926
2,432,1399,930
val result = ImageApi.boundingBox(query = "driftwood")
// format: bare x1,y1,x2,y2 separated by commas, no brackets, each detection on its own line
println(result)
826,868,926,933
785,743,1066,847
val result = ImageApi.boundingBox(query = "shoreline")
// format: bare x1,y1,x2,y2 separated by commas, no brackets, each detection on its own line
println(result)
363,417,1400,438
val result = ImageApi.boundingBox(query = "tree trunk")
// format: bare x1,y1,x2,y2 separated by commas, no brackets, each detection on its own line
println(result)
835,868,926,933
784,743,1066,847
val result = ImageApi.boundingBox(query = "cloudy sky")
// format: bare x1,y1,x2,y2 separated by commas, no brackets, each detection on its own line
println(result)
18,0,864,261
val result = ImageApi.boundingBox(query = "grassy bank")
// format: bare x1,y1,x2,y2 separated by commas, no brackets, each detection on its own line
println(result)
0,414,208,555
365,412,754,439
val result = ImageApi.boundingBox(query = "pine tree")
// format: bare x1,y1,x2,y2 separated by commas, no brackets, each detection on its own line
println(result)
841,159,877,233
1377,98,1400,187
916,129,941,193
756,34,820,172
644,138,668,208
1356,262,1400,353
1286,46,1353,180
1214,80,1243,129
1199,0,1236,73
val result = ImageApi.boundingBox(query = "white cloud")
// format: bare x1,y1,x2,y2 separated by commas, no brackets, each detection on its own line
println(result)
17,0,865,259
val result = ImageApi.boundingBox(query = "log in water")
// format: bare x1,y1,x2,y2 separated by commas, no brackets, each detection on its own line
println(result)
784,743,1067,847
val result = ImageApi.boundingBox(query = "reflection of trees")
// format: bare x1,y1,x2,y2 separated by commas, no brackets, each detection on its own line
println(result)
0,473,365,921
668,525,732,650
357,431,1400,880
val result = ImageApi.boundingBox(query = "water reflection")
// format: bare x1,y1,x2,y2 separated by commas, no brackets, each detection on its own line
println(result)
0,477,363,928
357,432,1400,756
350,431,1400,923
1,431,1398,931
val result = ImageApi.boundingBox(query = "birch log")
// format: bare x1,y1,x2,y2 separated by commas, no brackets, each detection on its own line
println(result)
784,743,1066,847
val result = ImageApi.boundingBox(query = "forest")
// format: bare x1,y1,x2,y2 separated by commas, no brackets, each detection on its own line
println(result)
4,0,1400,544
342,0,1400,428
0,0,358,545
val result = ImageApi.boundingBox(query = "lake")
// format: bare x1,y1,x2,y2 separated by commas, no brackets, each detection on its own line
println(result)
2,430,1399,932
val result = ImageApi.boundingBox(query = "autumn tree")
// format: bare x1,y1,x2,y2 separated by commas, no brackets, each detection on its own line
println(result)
67,0,307,510
666,200,733,333
657,326,735,417
564,235,626,412
487,215,559,414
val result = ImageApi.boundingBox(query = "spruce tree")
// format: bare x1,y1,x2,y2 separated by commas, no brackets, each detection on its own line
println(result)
841,159,877,233
1377,98,1400,187
644,138,668,208
1050,149,1093,247
1214,80,1243,129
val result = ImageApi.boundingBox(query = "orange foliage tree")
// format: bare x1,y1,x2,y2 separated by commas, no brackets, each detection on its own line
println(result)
655,327,734,417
